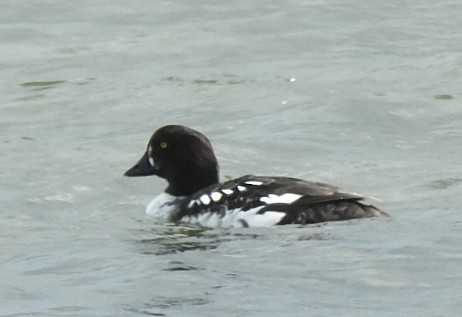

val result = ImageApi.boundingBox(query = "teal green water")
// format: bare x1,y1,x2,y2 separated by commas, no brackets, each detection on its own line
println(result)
1,1,461,316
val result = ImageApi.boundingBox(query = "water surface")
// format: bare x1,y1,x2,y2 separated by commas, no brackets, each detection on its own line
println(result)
1,1,461,316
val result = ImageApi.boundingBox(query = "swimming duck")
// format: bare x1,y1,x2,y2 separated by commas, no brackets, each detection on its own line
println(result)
125,125,388,228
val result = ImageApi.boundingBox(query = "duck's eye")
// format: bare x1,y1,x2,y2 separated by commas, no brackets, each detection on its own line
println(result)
160,141,168,149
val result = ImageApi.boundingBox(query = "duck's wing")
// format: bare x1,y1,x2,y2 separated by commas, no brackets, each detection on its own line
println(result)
175,175,387,226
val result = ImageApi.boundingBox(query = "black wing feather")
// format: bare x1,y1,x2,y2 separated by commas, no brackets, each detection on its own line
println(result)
176,175,388,224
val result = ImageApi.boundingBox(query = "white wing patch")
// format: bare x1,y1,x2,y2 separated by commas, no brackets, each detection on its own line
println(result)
237,186,247,192
210,192,222,202
199,194,211,205
245,180,263,186
187,200,197,208
260,193,302,204
222,189,233,195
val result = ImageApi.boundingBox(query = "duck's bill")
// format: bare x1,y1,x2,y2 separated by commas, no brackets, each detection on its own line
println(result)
124,152,158,177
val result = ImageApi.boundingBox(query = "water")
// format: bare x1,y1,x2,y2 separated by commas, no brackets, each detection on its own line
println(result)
1,1,462,316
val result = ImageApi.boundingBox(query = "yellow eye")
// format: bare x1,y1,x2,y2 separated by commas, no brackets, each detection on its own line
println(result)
160,141,168,149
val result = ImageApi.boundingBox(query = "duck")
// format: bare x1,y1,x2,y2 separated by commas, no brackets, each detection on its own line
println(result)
124,125,389,228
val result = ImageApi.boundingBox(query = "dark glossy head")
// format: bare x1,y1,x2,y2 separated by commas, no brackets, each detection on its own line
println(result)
125,125,219,196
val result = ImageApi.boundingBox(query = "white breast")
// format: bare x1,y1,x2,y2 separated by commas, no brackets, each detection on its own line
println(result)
146,193,180,220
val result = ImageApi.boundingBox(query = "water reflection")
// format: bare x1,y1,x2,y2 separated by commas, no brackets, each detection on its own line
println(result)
132,221,342,256
133,224,261,255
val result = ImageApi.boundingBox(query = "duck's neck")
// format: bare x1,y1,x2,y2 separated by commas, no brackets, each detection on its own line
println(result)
165,164,219,197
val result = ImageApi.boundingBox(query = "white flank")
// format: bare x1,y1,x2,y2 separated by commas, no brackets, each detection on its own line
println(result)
180,206,286,228
146,193,179,219
239,210,287,227
260,193,302,204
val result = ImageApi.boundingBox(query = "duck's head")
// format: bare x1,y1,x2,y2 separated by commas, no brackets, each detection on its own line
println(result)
125,125,219,196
